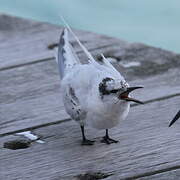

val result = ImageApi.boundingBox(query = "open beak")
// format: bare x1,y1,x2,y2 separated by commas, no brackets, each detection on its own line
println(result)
169,110,180,127
119,86,144,104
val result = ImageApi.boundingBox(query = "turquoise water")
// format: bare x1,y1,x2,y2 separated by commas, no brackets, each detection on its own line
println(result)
0,0,180,53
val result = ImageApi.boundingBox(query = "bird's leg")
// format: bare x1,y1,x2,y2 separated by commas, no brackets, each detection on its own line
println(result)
101,129,118,144
80,126,95,145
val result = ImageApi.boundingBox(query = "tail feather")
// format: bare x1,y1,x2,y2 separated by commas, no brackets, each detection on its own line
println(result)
100,54,123,78
57,28,80,79
169,110,180,127
101,54,119,72
60,16,97,64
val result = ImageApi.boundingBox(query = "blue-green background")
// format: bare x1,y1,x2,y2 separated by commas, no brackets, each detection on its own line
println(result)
0,0,179,53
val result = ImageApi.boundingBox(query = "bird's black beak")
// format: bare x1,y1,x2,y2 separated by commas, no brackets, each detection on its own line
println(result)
169,110,180,127
119,86,144,104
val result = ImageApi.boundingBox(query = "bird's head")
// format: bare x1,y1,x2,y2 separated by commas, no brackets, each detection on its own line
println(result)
99,77,144,104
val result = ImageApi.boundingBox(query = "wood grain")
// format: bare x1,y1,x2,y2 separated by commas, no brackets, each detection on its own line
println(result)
0,96,180,180
0,13,179,75
1,14,180,180
137,169,180,180
0,14,126,70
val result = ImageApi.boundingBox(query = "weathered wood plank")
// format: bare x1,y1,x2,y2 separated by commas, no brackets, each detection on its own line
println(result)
1,13,180,180
0,14,180,136
0,96,180,180
137,169,180,180
0,14,127,70
0,53,180,135
0,13,180,74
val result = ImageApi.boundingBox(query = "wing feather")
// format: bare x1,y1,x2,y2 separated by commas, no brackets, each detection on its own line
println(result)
56,28,80,79
61,17,97,64
64,86,87,124
100,54,123,78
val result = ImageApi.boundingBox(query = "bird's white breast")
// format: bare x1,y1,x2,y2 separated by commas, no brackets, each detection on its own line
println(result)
86,92,130,129
61,64,130,130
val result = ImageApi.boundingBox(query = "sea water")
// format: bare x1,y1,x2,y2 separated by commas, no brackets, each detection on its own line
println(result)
0,0,179,53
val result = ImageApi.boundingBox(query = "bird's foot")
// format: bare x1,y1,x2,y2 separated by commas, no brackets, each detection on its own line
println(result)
101,136,118,144
81,139,95,146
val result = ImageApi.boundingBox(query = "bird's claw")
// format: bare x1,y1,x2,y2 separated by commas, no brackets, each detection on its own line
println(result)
81,139,95,146
101,136,118,144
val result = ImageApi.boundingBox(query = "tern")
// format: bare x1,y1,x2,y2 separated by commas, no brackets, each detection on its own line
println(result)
55,25,144,145
169,110,180,127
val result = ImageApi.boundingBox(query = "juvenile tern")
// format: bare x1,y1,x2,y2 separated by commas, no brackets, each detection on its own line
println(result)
55,26,143,145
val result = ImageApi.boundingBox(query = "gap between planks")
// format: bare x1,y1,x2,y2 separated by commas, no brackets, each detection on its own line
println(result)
1,96,180,180
0,57,54,72
0,41,121,72
123,165,180,180
1,93,180,138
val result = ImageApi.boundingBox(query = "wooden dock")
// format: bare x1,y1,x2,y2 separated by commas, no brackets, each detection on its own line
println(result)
0,14,180,180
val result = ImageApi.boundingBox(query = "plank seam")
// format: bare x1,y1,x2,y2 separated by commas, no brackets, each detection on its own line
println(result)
132,93,180,107
0,43,120,72
124,165,180,179
0,118,71,137
1,93,180,137
0,57,54,72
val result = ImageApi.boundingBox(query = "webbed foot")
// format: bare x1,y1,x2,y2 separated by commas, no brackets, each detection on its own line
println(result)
101,136,118,144
80,125,95,146
101,129,118,145
81,139,95,146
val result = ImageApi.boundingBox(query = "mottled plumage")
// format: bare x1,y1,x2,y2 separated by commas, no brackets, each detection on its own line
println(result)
55,27,143,145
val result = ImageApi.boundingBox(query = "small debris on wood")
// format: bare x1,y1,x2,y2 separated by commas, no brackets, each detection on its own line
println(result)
16,131,45,144
96,54,121,62
76,172,112,180
119,61,141,68
3,139,31,150
48,43,58,50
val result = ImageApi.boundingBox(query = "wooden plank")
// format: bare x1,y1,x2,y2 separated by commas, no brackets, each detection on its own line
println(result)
1,13,180,73
0,96,180,180
0,51,180,135
0,14,126,70
136,169,180,180
0,14,180,135
1,13,180,180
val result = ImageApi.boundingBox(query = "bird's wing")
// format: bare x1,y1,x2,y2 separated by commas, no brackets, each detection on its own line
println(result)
60,18,125,80
61,17,99,65
56,28,80,79
100,54,123,78
63,85,87,123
